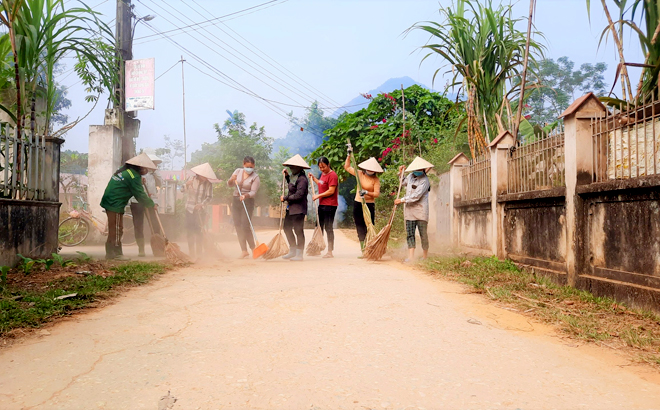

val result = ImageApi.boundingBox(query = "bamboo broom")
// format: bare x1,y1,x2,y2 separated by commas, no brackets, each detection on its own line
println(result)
346,138,376,246
306,178,326,256
262,174,289,260
364,170,406,261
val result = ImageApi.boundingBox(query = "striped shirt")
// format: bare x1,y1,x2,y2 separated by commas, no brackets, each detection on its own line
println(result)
184,176,212,213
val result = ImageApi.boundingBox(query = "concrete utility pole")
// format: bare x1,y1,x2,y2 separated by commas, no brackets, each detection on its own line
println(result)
180,56,187,172
115,0,139,163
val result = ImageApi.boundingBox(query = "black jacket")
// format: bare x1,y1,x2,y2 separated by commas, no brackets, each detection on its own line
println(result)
284,172,308,215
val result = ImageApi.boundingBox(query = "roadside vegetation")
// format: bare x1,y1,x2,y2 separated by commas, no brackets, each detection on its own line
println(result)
0,257,170,339
421,256,660,367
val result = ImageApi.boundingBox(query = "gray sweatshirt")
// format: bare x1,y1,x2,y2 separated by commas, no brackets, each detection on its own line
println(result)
401,173,430,221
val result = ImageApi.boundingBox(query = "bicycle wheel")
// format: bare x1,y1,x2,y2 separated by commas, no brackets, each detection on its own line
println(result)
122,214,137,246
58,217,90,246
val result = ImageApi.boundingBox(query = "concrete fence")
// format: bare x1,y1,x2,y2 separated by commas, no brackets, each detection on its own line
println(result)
446,93,660,311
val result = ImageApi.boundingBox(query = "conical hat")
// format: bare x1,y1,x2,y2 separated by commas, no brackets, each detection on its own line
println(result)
147,153,162,164
405,156,435,172
358,157,384,173
282,154,310,169
125,153,157,170
191,162,218,180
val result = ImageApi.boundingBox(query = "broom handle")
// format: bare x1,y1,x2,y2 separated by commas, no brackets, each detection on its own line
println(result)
278,173,286,232
388,170,406,226
309,176,320,227
235,181,260,244
141,181,157,235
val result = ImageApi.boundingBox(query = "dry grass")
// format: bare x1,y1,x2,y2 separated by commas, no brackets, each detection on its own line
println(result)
421,256,660,368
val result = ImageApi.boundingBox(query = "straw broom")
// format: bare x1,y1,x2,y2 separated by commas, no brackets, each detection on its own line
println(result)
306,179,326,256
347,138,377,246
262,174,289,260
364,171,406,261
142,183,166,256
152,209,191,264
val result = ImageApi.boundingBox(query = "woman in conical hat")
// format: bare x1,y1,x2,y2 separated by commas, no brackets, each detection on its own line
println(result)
227,156,261,259
129,153,164,257
101,153,157,260
280,154,310,261
344,153,383,255
183,162,217,260
394,156,434,262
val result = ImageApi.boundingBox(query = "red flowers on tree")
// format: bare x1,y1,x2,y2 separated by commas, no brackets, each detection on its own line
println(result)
370,125,379,130
361,93,373,100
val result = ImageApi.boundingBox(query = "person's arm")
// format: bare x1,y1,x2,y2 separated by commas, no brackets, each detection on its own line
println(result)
314,172,337,199
315,185,336,199
227,169,239,187
126,169,155,208
343,155,356,176
400,176,430,203
202,181,213,205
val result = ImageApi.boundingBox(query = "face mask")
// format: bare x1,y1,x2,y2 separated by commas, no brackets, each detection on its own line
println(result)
413,171,425,177
244,167,254,175
289,167,301,175
364,170,375,176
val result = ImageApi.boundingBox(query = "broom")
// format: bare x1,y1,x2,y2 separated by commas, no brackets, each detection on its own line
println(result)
262,174,289,260
347,138,376,246
306,178,326,256
364,170,406,261
142,183,166,257
152,208,191,264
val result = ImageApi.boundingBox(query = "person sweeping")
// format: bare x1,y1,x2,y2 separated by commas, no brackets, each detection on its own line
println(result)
183,163,216,261
280,154,310,262
100,153,157,260
130,153,163,257
344,153,382,255
308,156,338,258
228,156,261,259
395,156,434,262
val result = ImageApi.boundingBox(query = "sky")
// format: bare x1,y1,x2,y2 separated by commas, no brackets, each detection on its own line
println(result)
58,0,645,166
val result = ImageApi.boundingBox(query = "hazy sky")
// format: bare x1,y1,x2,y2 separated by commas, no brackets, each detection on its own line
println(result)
58,0,644,165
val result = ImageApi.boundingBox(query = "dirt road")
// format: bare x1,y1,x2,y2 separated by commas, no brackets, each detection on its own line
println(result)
2,230,660,409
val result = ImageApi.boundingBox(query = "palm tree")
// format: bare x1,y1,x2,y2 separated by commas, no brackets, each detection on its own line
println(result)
411,0,544,158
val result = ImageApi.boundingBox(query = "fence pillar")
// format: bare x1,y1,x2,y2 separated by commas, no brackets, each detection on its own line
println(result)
88,124,122,222
44,136,63,202
560,93,607,285
448,153,469,247
489,131,515,258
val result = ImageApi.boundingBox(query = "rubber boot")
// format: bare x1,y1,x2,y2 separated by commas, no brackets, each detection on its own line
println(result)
358,241,365,259
114,244,130,261
291,248,304,261
105,242,115,260
282,248,296,259
136,238,146,257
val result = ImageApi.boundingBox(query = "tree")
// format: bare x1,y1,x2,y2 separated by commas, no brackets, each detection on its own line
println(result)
526,57,607,124
273,101,339,158
189,111,277,206
155,136,185,170
59,149,87,174
412,0,544,157
310,85,462,180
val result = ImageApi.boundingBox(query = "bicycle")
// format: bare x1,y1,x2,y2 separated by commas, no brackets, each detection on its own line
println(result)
58,196,136,247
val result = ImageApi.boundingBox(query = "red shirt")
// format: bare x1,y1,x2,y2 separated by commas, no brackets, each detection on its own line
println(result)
318,170,339,207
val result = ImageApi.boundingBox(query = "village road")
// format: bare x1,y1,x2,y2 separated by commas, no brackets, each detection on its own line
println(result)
1,230,660,409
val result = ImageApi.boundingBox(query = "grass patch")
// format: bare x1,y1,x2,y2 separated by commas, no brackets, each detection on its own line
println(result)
421,256,660,366
0,262,168,336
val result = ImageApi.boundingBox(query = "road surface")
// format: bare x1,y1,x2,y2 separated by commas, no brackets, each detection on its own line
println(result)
1,230,660,409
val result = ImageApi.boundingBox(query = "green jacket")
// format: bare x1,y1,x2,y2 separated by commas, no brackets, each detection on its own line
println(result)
100,168,154,213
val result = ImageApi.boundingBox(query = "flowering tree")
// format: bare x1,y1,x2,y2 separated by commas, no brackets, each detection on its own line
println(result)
309,85,462,180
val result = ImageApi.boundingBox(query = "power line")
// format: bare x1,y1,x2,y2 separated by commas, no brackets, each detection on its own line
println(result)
139,0,326,112
133,0,284,41
183,0,345,110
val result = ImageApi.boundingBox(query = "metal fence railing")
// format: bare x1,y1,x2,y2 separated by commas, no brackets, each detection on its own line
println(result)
591,98,660,182
0,123,48,200
461,152,491,201
507,132,565,194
